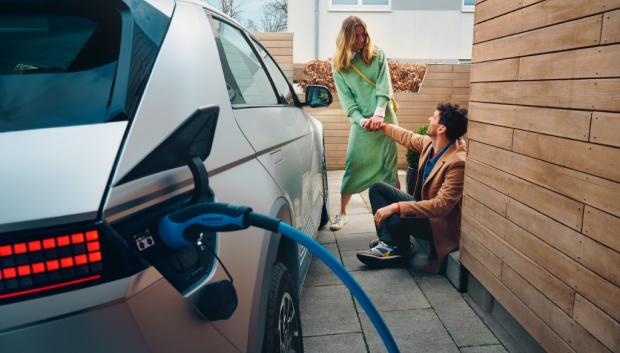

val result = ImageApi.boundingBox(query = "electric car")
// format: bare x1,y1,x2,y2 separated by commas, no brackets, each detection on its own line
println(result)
0,0,331,352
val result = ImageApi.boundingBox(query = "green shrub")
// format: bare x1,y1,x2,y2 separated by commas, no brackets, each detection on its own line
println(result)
406,125,429,169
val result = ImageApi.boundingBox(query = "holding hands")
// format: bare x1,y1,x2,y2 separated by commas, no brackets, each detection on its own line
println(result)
363,115,386,131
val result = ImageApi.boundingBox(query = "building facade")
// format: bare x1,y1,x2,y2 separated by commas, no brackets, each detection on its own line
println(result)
288,0,475,63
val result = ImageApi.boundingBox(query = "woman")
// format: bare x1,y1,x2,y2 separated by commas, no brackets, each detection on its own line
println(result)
330,16,399,231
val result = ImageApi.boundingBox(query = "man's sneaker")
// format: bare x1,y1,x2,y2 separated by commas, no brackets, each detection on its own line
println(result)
368,239,381,248
329,214,348,231
356,241,403,268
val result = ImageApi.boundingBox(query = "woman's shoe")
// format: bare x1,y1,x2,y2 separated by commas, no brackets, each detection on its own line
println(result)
329,214,348,231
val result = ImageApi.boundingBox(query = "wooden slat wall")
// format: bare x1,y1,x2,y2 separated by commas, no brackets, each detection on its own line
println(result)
463,1,620,353
254,32,294,81
306,64,470,170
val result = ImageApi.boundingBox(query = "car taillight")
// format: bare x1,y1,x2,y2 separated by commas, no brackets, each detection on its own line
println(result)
0,229,103,302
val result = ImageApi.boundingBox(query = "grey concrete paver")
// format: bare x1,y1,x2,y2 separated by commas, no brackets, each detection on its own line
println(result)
302,170,499,353
340,250,369,272
304,243,342,288
460,345,509,353
317,228,336,244
334,214,376,235
351,269,430,312
360,309,460,353
336,232,377,251
300,285,361,336
304,333,367,353
417,276,498,347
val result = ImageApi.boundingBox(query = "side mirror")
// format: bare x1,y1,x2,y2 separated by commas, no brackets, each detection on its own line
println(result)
305,85,333,108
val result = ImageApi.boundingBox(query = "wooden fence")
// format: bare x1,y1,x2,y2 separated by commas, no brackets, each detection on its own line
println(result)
305,64,471,170
254,32,294,82
461,1,620,353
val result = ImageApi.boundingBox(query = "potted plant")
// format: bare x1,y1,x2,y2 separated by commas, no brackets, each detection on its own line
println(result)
405,124,428,195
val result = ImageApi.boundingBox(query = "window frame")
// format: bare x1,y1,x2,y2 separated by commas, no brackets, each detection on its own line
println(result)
328,0,391,13
248,36,300,107
461,0,475,12
207,13,288,109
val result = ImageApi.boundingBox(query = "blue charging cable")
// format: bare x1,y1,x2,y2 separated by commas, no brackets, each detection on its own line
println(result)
159,202,400,353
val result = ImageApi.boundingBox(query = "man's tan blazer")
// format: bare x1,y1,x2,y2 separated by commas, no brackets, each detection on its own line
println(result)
384,124,466,262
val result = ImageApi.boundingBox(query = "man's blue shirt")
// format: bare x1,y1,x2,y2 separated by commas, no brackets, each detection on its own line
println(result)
422,142,453,187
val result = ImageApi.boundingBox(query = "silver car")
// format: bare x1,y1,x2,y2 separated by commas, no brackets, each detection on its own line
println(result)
0,0,331,352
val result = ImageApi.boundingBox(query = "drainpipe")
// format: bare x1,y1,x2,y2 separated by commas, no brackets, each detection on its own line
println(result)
315,0,319,59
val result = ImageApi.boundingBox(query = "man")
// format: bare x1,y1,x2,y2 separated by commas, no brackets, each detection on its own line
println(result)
356,103,468,272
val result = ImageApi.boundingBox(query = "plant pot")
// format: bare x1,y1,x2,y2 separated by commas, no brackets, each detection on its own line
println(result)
406,167,417,195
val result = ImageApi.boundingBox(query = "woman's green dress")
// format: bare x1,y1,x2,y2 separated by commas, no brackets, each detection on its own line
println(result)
332,48,398,194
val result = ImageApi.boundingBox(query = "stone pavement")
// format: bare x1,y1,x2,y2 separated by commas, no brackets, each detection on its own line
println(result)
300,170,508,353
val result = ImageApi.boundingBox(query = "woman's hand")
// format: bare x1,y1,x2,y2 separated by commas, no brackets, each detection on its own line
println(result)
374,203,399,226
365,115,384,131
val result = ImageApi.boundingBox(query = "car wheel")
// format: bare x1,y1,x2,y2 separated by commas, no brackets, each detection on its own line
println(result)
263,262,304,353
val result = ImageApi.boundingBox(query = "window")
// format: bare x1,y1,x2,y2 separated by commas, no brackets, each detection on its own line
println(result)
462,0,475,12
329,0,390,12
210,18,278,106
251,39,296,106
0,0,169,133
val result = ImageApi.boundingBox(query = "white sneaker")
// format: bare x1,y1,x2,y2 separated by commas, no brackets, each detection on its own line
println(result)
329,214,348,231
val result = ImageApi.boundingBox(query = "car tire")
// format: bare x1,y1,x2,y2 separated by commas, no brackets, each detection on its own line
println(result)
263,262,304,353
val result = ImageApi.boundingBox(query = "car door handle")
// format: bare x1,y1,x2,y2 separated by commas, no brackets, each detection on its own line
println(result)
270,148,284,165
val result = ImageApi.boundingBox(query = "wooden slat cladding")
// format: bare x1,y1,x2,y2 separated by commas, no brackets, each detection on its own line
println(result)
460,251,577,353
311,64,470,170
468,102,591,141
574,294,620,352
465,159,584,230
518,44,620,80
473,15,602,62
465,3,620,350
254,32,293,81
591,112,620,148
469,141,620,217
475,0,620,43
602,9,620,44
470,79,620,111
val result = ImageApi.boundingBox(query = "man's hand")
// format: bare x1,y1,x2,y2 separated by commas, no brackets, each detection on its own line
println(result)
374,203,399,226
364,116,385,131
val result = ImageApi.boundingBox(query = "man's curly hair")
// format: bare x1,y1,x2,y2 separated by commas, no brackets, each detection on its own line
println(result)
437,103,468,141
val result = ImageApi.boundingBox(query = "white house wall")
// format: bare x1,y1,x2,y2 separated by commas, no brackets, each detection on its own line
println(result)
288,0,474,63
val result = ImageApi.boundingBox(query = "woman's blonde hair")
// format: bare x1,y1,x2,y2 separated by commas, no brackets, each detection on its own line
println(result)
333,16,375,72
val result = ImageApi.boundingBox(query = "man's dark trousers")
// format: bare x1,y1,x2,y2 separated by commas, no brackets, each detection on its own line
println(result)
369,182,434,260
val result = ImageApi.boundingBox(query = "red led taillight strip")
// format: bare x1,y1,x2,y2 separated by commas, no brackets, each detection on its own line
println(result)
0,275,101,300
0,229,103,300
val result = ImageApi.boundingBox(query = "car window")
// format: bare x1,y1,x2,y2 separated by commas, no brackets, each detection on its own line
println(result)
210,18,278,106
0,0,169,133
251,39,295,106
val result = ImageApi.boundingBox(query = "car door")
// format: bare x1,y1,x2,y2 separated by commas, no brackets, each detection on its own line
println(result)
207,16,314,233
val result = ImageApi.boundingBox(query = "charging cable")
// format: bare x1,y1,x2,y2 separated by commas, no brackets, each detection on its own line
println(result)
159,202,400,353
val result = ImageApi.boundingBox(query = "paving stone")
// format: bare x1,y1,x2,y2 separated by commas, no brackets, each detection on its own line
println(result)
340,250,368,272
335,214,376,235
300,285,361,336
460,345,509,353
304,243,342,287
360,309,460,353
336,232,378,251
317,229,336,244
417,276,498,347
304,333,367,353
352,269,430,312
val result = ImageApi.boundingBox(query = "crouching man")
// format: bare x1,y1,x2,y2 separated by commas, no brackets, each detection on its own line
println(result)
357,103,468,272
